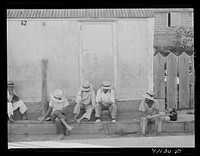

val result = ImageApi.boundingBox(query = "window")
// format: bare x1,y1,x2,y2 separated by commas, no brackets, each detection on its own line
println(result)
168,12,180,27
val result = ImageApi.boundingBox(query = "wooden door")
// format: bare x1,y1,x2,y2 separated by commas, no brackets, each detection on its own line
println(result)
80,23,114,92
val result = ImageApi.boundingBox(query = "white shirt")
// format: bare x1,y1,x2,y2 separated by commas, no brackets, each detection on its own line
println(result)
49,99,69,112
76,89,96,108
96,88,115,103
139,99,159,115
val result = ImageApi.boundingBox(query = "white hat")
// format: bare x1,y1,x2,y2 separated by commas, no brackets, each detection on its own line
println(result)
7,81,15,87
142,90,155,101
102,81,111,89
81,80,91,91
50,89,65,103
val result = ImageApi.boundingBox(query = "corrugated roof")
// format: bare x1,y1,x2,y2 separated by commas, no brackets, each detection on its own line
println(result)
7,9,154,18
152,8,193,12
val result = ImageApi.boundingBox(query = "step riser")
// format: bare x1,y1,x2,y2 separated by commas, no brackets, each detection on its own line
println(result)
14,100,144,120
8,121,194,135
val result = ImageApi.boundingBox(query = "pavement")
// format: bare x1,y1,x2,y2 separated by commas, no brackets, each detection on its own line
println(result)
8,134,195,148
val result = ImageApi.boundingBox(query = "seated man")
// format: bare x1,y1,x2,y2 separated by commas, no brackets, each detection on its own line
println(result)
7,81,28,123
72,80,95,124
139,90,163,136
39,89,73,140
95,81,117,123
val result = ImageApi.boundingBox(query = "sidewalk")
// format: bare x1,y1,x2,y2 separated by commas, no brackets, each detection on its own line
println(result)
8,134,195,148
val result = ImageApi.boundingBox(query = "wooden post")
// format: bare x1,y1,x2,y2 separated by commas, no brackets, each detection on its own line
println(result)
179,52,190,109
167,53,177,109
190,54,195,108
153,53,165,99
153,53,166,110
41,59,48,116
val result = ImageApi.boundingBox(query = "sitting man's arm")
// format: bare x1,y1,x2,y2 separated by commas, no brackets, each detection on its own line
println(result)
139,100,148,118
148,101,161,120
76,90,82,105
91,89,96,109
40,106,53,122
106,89,115,105
140,111,148,118
96,89,102,104
62,99,70,116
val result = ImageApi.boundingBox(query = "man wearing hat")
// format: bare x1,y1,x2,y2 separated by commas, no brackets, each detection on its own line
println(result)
39,89,73,140
72,80,95,124
7,81,28,123
95,81,117,123
139,90,163,136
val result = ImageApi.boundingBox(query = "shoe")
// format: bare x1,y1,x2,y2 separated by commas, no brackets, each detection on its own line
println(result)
8,118,14,123
95,119,101,123
68,126,74,131
56,134,65,140
112,119,116,123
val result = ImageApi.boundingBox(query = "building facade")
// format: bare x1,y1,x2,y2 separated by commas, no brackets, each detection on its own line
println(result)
7,9,155,104
153,8,193,47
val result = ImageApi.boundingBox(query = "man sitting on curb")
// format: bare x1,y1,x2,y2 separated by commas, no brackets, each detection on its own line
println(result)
95,81,117,123
7,81,28,123
139,90,163,137
71,80,96,124
39,89,73,140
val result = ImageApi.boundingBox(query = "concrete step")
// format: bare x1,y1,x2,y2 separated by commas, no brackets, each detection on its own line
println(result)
14,100,145,120
8,119,194,136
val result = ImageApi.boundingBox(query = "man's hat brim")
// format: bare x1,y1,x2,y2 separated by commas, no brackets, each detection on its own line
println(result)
7,82,15,87
142,94,155,101
102,86,111,89
50,94,65,103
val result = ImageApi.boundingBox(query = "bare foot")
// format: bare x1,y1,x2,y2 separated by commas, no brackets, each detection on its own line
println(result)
71,119,76,123
77,119,81,124
67,126,74,131
56,134,65,140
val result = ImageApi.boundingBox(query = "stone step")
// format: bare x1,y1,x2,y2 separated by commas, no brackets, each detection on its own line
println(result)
13,100,145,120
8,119,194,136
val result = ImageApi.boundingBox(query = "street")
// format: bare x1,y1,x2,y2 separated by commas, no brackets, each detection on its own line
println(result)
8,135,195,148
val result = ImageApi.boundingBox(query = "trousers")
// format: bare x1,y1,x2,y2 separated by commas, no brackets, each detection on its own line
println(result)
7,100,28,118
95,102,117,119
140,116,163,134
54,117,67,135
73,102,93,119
50,110,65,121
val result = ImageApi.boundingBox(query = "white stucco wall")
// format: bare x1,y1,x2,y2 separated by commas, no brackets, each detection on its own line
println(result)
7,20,80,102
7,18,154,102
117,18,154,99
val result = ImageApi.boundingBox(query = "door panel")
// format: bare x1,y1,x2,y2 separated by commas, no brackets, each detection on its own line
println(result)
81,24,114,92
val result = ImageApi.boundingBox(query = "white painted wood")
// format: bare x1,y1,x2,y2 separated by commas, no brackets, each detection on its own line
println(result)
147,18,154,92
113,22,118,99
80,22,114,93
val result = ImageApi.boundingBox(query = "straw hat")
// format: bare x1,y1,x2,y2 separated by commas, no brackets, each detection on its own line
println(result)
81,80,91,92
142,90,155,101
7,81,15,87
102,81,111,89
50,89,65,103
